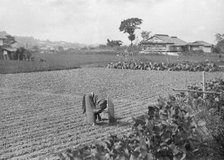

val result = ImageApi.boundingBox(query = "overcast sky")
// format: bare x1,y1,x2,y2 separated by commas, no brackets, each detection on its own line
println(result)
0,0,223,45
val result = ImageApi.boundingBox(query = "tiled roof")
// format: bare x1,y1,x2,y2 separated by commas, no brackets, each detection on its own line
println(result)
170,36,187,46
0,35,6,39
0,31,9,39
3,47,17,52
187,41,212,47
155,34,173,43
140,40,170,44
141,34,187,46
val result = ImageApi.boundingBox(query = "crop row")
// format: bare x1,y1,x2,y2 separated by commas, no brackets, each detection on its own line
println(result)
107,60,220,72
0,90,147,159
49,78,224,160
1,69,223,159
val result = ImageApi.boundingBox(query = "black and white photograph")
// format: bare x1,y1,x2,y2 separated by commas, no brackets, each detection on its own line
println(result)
0,0,224,159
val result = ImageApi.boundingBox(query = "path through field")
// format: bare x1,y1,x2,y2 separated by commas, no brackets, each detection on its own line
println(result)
0,68,223,159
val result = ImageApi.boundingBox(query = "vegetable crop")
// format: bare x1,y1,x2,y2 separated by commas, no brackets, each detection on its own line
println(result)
49,79,224,160
107,60,220,72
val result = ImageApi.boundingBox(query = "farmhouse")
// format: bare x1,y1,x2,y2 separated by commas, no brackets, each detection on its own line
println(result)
140,34,187,54
0,31,8,47
0,32,8,59
140,34,213,54
0,31,18,60
0,36,5,46
186,41,212,53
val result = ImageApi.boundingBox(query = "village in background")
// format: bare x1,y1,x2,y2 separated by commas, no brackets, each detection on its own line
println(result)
0,30,223,61
0,23,224,75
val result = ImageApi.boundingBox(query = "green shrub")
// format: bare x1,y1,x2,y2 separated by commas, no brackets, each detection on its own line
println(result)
178,79,224,159
132,96,208,160
205,107,224,158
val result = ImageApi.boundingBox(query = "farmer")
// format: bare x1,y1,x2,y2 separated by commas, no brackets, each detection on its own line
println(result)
82,92,107,126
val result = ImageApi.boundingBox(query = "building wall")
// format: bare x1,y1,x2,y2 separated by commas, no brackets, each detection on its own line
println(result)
189,46,211,53
0,39,3,46
0,47,3,59
142,44,168,53
141,43,187,53
169,46,183,52
141,42,212,53
202,46,212,53
190,46,200,51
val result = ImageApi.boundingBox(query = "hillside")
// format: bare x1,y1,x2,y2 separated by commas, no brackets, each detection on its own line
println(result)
14,35,86,49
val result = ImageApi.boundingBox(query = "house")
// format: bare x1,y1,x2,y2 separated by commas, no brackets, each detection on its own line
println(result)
0,32,8,59
140,34,187,54
0,36,5,46
186,41,212,53
0,31,8,44
2,47,17,60
0,31,18,60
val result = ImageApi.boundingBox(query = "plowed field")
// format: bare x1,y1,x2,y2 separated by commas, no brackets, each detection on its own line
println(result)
0,68,223,159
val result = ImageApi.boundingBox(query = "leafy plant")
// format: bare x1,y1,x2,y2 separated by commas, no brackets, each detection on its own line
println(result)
177,79,224,159
107,60,220,72
49,79,224,160
132,96,208,160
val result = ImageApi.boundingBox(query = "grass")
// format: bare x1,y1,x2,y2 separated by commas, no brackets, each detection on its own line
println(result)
0,49,223,74
0,52,119,74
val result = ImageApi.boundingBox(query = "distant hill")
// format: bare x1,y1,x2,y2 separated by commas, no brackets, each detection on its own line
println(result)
14,35,86,49
14,36,38,47
1,31,98,50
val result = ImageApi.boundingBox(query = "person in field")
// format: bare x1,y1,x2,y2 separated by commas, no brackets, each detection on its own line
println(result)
82,92,107,126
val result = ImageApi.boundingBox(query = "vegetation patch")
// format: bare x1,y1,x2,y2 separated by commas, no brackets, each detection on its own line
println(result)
48,78,224,160
107,60,221,72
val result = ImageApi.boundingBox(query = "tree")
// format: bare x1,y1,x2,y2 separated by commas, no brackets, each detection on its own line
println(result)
58,46,64,52
107,39,123,47
215,33,224,53
119,18,142,45
216,40,224,53
215,33,224,42
14,47,32,61
141,31,151,41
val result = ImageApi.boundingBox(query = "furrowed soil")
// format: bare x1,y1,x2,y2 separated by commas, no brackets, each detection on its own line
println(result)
0,68,223,159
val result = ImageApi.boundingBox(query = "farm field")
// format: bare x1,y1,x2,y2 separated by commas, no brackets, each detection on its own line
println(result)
0,68,224,159
1,50,224,74
0,53,119,74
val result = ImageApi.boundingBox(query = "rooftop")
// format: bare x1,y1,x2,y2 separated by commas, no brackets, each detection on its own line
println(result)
187,41,212,46
0,31,9,39
141,34,187,46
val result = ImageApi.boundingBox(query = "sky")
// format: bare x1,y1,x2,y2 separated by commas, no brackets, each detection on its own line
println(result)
0,0,223,45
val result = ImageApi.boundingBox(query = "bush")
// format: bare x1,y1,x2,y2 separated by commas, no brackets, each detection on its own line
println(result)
205,108,224,158
178,79,224,159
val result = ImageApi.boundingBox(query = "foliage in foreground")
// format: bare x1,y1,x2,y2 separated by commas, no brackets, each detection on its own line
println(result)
48,79,224,160
179,79,224,158
49,97,208,160
49,101,208,159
